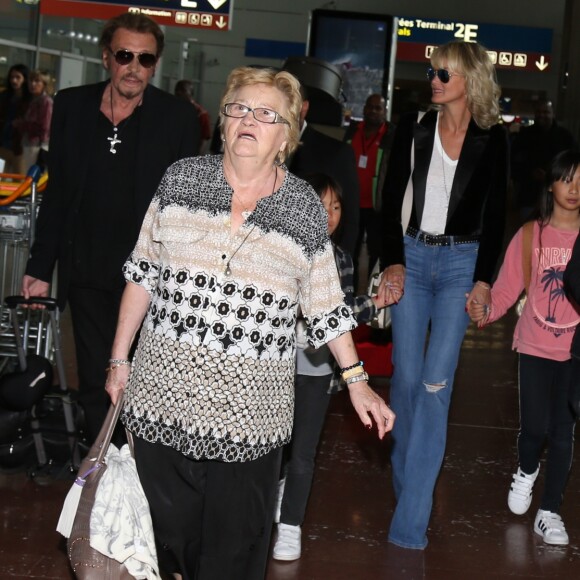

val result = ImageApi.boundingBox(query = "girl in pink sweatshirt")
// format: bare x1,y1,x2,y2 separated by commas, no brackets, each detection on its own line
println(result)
469,149,580,546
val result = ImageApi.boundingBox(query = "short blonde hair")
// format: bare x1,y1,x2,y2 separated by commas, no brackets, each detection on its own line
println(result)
219,67,302,163
29,69,53,95
430,41,501,130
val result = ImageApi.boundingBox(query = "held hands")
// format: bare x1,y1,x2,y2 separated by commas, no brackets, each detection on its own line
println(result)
375,264,405,308
347,381,395,439
465,282,491,328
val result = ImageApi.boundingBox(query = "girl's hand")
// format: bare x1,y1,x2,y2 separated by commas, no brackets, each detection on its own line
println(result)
465,282,491,328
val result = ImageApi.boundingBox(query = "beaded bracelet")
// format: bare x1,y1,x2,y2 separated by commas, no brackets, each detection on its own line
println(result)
109,358,131,365
340,361,364,373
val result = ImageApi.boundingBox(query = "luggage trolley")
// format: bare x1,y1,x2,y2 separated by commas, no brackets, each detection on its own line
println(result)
3,296,81,472
0,167,47,372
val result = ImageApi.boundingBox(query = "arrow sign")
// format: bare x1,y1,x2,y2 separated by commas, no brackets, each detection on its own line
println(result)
535,56,549,71
216,16,227,28
207,0,228,8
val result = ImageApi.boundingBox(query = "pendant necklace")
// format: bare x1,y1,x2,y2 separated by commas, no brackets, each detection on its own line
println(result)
439,122,451,202
107,85,140,154
224,166,278,276
230,165,277,220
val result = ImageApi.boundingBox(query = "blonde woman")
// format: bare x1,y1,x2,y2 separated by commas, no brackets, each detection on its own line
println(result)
377,41,509,549
16,69,53,170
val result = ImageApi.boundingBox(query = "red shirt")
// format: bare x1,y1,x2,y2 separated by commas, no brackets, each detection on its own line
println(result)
350,122,387,208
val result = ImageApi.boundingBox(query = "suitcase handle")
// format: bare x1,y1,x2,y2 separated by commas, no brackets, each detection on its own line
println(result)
5,295,58,311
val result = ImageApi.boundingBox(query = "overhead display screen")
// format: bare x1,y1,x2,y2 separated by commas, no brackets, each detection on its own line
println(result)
40,0,232,31
396,17,553,73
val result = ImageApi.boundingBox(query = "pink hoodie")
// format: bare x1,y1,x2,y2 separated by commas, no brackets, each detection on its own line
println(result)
487,221,580,361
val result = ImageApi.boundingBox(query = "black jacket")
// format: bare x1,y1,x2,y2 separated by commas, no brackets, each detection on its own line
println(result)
289,124,360,256
26,81,200,308
380,109,510,284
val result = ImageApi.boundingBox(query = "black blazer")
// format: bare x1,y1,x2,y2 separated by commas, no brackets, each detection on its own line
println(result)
289,124,360,256
563,234,580,357
380,109,510,283
26,81,200,308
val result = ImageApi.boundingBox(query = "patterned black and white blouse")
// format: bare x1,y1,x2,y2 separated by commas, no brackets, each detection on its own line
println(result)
121,155,356,462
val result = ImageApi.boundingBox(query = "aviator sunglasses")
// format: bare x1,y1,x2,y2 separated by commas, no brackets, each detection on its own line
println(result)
426,67,460,83
109,49,158,69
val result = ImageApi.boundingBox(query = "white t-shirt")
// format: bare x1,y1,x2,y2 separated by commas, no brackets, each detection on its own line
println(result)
420,114,458,235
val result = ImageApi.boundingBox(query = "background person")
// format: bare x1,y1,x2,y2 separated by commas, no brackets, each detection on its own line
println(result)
512,99,577,222
14,69,53,171
174,78,210,154
105,66,394,580
377,40,509,549
0,63,31,174
344,93,395,285
470,149,580,546
272,172,400,562
285,84,360,259
22,13,200,441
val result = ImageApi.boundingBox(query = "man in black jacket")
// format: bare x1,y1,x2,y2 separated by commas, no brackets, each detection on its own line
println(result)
22,13,200,439
287,87,359,258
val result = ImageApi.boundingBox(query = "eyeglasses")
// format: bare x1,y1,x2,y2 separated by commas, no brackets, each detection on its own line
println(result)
426,67,461,84
109,49,158,69
222,103,289,125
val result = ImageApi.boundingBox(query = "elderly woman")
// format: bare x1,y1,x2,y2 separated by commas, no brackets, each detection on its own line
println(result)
105,66,394,580
377,41,509,549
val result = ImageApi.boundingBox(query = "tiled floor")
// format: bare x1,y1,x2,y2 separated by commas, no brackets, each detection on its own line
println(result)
1,308,580,578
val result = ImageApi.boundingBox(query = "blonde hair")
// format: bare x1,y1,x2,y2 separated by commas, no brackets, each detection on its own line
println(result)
29,69,52,92
219,67,302,163
430,41,501,130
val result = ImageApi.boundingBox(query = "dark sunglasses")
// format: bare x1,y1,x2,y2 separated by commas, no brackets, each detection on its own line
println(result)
426,67,459,84
110,49,157,69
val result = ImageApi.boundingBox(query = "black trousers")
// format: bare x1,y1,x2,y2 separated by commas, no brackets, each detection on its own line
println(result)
518,353,576,512
67,285,124,442
280,373,332,526
353,207,380,289
134,437,282,580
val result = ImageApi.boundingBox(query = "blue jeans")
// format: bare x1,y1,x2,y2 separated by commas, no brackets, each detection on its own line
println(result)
388,234,478,549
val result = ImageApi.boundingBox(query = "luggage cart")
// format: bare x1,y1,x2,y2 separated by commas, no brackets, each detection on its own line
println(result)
2,296,81,475
0,167,47,372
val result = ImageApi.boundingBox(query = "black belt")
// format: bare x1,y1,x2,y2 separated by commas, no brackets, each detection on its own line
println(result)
406,226,480,247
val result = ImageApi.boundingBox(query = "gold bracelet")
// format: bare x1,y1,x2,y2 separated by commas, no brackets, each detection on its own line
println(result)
342,367,366,380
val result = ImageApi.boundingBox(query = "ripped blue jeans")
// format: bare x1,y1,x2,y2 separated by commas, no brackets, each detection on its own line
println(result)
388,234,478,549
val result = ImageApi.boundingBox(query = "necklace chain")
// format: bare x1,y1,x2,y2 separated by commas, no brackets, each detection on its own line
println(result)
229,166,277,220
439,122,451,202
107,84,141,155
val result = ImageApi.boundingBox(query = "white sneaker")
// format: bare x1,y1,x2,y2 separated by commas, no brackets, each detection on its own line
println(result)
534,509,569,545
273,478,285,524
508,466,539,515
272,523,301,561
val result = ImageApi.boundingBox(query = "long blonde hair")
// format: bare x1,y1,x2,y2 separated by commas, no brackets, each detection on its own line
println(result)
430,41,501,129
219,67,302,163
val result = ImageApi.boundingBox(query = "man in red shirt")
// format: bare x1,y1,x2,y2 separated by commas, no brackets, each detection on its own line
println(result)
344,94,394,286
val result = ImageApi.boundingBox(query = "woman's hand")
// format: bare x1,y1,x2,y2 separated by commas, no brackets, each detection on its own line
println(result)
347,382,395,439
376,264,405,307
105,365,131,405
465,282,491,328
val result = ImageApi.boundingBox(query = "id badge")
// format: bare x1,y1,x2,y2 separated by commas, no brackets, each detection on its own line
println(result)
358,155,368,169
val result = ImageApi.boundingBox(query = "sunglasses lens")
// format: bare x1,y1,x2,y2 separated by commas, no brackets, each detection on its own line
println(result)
114,50,134,65
439,69,450,83
138,53,157,68
427,68,435,81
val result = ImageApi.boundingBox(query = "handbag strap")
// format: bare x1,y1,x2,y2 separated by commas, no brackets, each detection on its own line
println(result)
521,221,535,294
95,394,125,464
